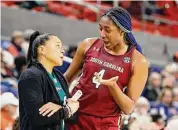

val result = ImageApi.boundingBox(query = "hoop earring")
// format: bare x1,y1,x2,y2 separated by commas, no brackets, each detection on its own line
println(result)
123,33,128,44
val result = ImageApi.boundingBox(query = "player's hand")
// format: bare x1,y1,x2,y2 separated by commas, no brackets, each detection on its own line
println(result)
39,102,62,117
66,98,79,114
94,72,119,87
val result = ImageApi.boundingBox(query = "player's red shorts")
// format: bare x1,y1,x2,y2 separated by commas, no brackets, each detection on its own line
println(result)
67,113,121,130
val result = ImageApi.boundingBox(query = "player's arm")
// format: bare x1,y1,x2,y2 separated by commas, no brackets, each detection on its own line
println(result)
95,52,149,114
64,38,97,84
122,54,148,114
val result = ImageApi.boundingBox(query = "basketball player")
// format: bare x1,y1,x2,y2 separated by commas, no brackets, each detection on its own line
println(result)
65,7,149,130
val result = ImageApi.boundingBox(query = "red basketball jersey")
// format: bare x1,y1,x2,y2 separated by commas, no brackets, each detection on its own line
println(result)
72,38,135,117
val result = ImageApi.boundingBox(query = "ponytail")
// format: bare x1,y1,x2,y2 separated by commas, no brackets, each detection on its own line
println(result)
125,33,142,53
27,31,40,67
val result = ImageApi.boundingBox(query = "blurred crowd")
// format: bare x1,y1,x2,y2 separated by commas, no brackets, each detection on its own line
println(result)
122,56,178,129
1,30,32,130
2,1,178,21
1,1,178,37
1,29,178,130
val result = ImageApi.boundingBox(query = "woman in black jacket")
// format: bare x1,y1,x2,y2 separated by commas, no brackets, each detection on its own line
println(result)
18,31,79,130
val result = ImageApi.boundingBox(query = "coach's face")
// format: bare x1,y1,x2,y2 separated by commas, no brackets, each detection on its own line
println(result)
99,16,124,50
42,36,65,66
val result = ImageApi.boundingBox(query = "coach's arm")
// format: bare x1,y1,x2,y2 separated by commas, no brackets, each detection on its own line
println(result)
18,77,69,127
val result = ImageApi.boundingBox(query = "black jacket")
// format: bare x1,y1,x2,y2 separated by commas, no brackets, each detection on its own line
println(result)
18,61,73,130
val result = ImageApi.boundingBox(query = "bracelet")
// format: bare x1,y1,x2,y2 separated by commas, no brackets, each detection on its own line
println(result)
66,104,72,113
65,105,72,118
62,107,69,119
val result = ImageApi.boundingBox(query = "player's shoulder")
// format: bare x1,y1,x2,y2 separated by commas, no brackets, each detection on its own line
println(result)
132,49,149,67
78,37,99,54
84,37,99,43
80,37,98,46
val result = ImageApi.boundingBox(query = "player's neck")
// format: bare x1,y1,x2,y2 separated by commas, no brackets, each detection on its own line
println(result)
115,41,128,50
110,41,128,55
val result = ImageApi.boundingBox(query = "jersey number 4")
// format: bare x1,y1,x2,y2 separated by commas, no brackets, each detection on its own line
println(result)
92,69,105,88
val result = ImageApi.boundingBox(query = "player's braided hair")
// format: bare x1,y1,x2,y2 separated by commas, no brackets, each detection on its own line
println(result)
101,7,142,53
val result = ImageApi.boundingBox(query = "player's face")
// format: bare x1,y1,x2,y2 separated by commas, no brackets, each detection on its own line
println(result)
41,36,65,66
99,16,123,49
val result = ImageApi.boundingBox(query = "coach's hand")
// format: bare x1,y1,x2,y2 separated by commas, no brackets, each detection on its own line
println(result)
94,72,119,87
39,102,62,117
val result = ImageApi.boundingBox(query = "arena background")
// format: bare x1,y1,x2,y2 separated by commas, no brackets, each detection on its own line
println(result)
1,1,178,130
